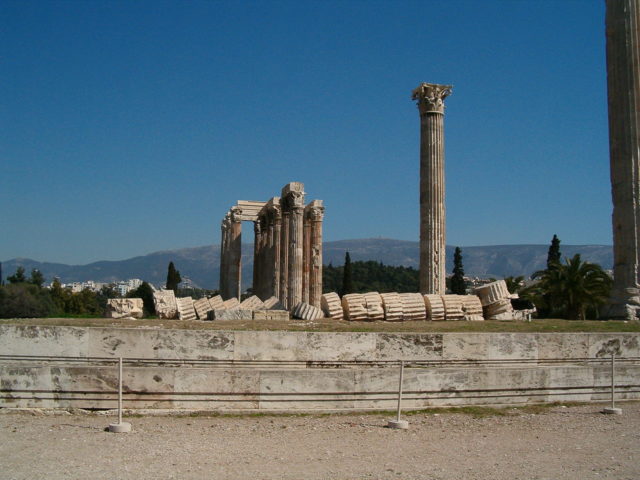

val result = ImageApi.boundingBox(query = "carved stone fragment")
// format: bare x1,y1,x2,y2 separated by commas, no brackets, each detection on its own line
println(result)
106,298,144,319
341,294,368,321
363,292,385,321
153,289,178,319
240,295,265,310
474,280,511,306
423,294,445,321
176,297,197,321
291,302,324,321
484,298,514,318
399,293,427,321
208,295,224,310
442,295,465,321
222,297,240,309
212,309,253,321
263,296,285,310
320,292,343,320
253,310,289,321
193,297,213,320
380,292,404,322
461,295,484,321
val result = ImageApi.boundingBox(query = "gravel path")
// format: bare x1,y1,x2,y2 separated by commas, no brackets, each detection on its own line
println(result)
1,403,638,480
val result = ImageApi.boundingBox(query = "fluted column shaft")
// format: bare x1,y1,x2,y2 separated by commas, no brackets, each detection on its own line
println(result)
253,221,262,297
272,213,281,300
279,210,290,307
288,205,305,308
606,0,640,319
413,83,452,295
219,219,228,298
302,216,312,303
228,215,242,300
308,204,324,308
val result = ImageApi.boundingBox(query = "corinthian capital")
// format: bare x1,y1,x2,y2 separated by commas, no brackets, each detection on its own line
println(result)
412,83,452,115
230,206,243,223
305,200,325,221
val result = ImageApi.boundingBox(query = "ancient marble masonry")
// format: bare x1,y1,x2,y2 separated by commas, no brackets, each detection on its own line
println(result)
605,0,640,320
412,82,452,295
219,182,324,310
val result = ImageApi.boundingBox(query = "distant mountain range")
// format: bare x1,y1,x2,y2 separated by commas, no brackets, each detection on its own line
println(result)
2,238,613,290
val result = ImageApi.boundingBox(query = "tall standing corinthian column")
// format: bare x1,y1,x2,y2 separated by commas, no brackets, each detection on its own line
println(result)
606,0,640,320
412,83,452,295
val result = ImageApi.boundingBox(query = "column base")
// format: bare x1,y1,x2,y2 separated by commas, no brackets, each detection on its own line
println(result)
604,288,640,320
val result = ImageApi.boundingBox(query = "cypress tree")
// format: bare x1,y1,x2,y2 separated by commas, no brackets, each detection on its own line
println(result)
341,252,354,296
547,234,561,270
450,247,466,295
165,261,182,292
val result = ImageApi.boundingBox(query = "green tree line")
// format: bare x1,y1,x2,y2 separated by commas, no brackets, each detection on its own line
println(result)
323,259,419,294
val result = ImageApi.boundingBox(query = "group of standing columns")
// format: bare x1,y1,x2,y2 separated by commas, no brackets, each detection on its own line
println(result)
219,182,324,310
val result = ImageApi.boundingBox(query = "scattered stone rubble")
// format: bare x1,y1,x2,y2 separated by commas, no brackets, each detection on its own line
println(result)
148,280,534,323
106,298,144,319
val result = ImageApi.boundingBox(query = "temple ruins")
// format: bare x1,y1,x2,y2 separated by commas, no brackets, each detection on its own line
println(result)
605,0,640,320
412,82,452,295
218,182,325,310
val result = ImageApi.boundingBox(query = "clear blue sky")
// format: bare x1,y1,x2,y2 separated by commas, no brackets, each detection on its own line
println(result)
1,0,611,265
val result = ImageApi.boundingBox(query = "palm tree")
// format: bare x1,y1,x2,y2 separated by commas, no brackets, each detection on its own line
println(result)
522,254,611,320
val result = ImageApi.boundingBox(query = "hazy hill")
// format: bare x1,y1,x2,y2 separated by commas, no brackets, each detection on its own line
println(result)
2,239,612,290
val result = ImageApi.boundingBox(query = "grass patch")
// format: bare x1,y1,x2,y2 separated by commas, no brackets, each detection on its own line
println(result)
1,317,639,333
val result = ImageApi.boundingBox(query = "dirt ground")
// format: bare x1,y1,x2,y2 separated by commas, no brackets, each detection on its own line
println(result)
0,403,638,480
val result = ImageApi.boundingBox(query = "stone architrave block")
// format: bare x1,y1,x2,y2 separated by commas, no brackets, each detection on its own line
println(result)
399,293,427,321
153,289,178,319
176,297,197,321
222,297,240,309
208,295,224,310
442,295,465,321
474,280,510,306
292,302,324,321
263,296,285,310
193,298,213,320
320,292,343,320
461,295,484,321
341,294,368,321
212,309,253,321
380,292,404,322
363,292,384,321
424,294,445,321
240,295,265,310
106,298,144,319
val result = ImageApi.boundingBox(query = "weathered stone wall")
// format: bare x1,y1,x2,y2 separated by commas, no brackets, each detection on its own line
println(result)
1,326,638,411
1,325,639,361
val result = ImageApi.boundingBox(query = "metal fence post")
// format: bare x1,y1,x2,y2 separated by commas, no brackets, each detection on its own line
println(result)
108,357,133,432
387,360,409,429
602,352,622,415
